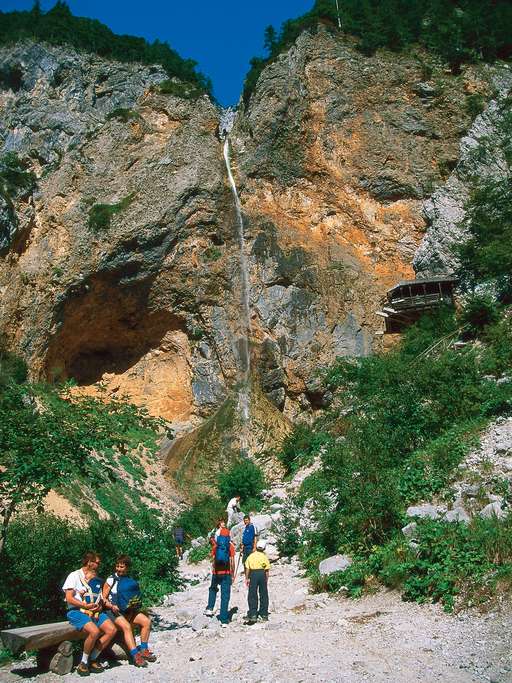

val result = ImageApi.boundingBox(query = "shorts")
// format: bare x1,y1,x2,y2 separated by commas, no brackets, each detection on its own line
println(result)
67,609,111,631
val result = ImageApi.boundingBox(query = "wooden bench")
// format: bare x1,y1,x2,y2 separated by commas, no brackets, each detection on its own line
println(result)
0,621,85,675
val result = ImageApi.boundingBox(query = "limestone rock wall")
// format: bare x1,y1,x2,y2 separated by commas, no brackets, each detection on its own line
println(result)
0,33,496,435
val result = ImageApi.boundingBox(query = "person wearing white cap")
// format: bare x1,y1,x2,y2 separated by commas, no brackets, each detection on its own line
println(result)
244,539,270,624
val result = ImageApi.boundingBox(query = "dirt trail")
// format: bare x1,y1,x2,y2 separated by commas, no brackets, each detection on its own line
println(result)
2,555,512,683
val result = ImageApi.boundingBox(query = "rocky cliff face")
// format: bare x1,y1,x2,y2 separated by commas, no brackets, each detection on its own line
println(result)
0,32,497,451
414,66,512,276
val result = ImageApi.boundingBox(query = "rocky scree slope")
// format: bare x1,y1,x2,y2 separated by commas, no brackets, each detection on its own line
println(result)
0,32,502,447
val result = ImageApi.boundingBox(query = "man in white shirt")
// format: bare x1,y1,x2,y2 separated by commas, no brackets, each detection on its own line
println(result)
226,494,241,527
62,552,116,677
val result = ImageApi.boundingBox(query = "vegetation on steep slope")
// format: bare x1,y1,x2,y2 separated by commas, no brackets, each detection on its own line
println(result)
0,1,212,95
244,0,512,103
0,343,179,630
276,127,512,609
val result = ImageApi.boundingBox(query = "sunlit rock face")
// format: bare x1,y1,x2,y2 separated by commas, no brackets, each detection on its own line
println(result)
0,32,497,437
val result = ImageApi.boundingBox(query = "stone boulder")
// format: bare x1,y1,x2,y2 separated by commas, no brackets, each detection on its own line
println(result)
444,507,471,524
319,554,352,577
406,504,443,520
479,501,507,520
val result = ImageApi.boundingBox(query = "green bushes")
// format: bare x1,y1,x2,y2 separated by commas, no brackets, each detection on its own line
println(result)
457,178,512,299
278,424,330,475
217,459,265,503
174,459,266,539
88,193,134,231
174,495,225,540
188,542,211,564
106,108,139,122
0,511,179,630
276,299,512,607
157,79,205,100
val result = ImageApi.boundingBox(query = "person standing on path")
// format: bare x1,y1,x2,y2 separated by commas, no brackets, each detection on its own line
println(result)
244,539,270,625
226,494,241,527
174,526,187,560
241,514,257,565
204,526,235,627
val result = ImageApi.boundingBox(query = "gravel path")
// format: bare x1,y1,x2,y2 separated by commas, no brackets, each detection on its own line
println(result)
2,556,512,683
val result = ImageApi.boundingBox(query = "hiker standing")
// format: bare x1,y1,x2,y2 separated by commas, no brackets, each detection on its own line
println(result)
102,554,156,667
204,525,235,627
226,494,241,527
244,539,270,625
241,514,257,564
62,551,116,676
174,526,186,559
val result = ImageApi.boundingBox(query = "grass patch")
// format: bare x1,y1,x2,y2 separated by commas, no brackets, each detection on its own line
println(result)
106,108,140,122
88,193,135,231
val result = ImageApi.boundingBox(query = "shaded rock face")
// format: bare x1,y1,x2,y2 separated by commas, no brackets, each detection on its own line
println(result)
0,34,494,437
414,66,512,276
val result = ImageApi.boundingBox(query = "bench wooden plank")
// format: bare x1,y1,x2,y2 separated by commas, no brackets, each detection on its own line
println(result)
0,621,84,655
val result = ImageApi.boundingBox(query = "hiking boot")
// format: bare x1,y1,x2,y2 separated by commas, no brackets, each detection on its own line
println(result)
132,652,148,668
76,663,90,677
140,648,157,663
204,608,214,617
89,661,104,674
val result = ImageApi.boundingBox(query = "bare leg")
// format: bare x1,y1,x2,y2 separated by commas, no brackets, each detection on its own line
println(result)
114,615,137,651
82,622,100,655
96,620,116,651
132,613,151,643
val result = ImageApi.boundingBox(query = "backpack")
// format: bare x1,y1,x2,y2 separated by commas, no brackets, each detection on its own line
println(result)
110,575,142,614
215,535,231,565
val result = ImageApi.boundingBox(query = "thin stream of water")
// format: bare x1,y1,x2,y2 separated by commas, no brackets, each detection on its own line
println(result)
220,110,251,451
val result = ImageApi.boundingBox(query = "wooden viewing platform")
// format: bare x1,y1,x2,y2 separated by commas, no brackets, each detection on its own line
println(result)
376,276,457,333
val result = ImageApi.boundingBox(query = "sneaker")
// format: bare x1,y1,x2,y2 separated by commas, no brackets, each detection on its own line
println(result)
76,663,90,677
132,652,148,668
220,622,228,628
204,608,214,617
258,615,269,622
140,648,157,663
243,618,257,625
89,661,104,674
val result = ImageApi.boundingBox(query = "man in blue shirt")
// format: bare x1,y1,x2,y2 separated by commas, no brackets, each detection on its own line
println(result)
241,515,257,564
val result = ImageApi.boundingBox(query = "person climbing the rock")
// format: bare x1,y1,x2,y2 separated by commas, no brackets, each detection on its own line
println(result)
62,551,116,676
101,554,156,667
226,494,241,527
204,524,235,627
244,539,270,625
241,514,257,564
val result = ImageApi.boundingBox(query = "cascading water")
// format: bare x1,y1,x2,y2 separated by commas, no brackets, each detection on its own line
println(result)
220,109,251,453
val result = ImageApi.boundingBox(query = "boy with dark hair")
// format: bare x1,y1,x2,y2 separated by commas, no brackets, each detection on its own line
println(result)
204,526,235,627
241,514,257,564
62,552,116,676
102,555,156,667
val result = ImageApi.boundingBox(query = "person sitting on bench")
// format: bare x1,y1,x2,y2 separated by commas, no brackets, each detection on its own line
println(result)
102,554,156,667
62,551,116,676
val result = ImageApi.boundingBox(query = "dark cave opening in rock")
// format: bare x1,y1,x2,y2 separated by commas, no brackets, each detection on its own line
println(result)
44,273,185,385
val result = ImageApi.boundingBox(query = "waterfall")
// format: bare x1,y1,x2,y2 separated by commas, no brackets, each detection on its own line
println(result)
220,110,251,450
